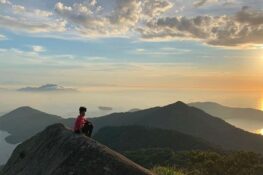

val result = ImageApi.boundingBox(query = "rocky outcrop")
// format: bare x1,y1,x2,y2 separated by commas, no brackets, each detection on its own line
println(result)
1,124,155,175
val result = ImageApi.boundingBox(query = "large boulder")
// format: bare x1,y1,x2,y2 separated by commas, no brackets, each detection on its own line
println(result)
1,124,155,175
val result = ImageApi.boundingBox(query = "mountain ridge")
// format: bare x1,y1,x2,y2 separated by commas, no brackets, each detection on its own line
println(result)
189,101,263,132
2,101,263,154
0,106,64,144
91,101,263,154
189,102,263,118
1,124,154,175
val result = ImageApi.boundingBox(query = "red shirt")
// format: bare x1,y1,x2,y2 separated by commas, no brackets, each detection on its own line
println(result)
74,115,87,131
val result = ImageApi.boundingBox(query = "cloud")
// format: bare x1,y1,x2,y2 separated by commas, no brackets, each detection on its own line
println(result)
32,45,45,52
193,0,209,7
193,0,221,7
1,0,52,17
54,0,142,37
193,0,233,8
142,0,173,18
98,106,113,111
12,5,25,13
54,0,173,37
0,34,7,40
138,15,214,41
18,84,77,92
138,6,263,47
0,15,66,33
32,9,53,17
236,6,263,25
0,47,113,69
0,0,10,4
223,0,237,6
1,0,263,48
134,47,191,55
0,1,65,33
53,1,263,48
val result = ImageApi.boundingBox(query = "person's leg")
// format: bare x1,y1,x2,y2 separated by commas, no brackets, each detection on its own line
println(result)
74,130,80,134
87,123,93,137
82,123,89,136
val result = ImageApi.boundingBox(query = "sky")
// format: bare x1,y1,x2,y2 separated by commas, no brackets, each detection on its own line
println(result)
0,0,263,117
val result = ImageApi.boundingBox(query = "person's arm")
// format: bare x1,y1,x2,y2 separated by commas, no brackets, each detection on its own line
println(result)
74,117,80,132
84,117,88,123
80,117,86,133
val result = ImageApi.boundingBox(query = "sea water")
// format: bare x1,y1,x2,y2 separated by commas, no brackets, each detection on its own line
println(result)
0,130,17,165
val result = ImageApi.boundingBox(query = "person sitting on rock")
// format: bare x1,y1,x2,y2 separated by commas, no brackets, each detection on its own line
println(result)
74,106,93,137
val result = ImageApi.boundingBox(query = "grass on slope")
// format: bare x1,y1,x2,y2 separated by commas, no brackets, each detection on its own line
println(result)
152,166,185,175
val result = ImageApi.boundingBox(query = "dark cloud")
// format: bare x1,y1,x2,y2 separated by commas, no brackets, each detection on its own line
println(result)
236,6,263,25
139,6,263,47
18,84,77,92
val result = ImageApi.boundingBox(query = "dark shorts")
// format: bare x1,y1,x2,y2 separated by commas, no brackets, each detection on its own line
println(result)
74,130,81,134
75,122,93,137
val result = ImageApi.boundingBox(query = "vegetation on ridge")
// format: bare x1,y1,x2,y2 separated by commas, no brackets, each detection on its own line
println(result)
125,148,263,175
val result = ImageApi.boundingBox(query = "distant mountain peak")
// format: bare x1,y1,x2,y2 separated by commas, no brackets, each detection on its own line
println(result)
0,106,63,144
174,101,187,106
166,101,188,109
15,106,35,111
9,106,43,115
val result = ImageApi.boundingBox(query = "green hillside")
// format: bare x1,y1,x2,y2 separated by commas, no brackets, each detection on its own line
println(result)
91,101,263,154
94,125,218,152
125,148,263,175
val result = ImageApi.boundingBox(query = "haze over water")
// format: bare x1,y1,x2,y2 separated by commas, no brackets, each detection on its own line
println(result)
0,88,262,117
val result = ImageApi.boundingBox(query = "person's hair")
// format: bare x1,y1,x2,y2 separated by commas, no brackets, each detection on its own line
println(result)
79,106,87,113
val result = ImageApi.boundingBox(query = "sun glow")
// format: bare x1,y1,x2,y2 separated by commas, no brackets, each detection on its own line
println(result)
257,129,263,135
260,99,263,111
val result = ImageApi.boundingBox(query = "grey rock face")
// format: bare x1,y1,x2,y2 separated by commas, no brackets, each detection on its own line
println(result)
1,124,154,175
